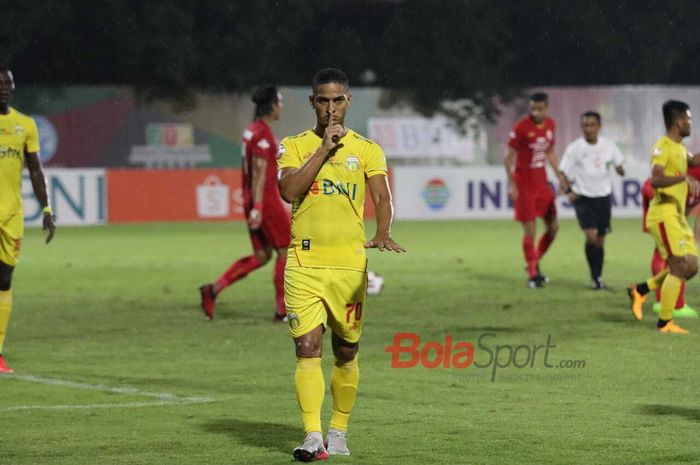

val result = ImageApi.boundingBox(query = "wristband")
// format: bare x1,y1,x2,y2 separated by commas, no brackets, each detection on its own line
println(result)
252,202,263,213
42,206,52,215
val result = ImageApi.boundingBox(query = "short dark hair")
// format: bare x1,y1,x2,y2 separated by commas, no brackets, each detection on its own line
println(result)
529,92,548,103
663,100,690,130
251,85,279,118
581,111,601,123
312,68,349,91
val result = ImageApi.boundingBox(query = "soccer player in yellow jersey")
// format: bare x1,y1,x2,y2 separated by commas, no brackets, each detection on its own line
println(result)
0,67,56,372
628,100,700,334
277,68,404,461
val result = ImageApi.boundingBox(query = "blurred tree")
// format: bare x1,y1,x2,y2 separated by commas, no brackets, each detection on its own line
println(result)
2,0,700,118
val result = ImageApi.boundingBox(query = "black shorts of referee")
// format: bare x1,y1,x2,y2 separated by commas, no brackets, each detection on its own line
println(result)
573,194,611,236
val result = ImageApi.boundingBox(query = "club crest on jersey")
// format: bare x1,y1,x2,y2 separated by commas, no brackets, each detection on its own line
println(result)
287,313,301,329
346,156,360,172
546,129,553,140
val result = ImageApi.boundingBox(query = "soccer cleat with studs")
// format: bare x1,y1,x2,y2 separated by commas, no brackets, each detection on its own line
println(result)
293,432,328,462
0,355,13,374
198,284,216,320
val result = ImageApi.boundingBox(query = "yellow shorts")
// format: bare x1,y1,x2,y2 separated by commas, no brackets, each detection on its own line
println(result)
648,214,698,260
284,266,368,343
0,214,23,267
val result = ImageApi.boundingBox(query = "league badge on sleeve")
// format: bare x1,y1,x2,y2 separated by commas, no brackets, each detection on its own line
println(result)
277,144,286,160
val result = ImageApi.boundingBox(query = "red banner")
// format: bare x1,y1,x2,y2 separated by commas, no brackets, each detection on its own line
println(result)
106,168,390,223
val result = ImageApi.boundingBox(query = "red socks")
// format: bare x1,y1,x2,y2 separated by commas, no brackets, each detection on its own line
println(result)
274,255,286,316
523,235,538,278
537,231,556,259
214,255,264,294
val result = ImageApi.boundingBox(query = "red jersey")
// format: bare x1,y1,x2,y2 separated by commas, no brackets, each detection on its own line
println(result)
508,116,556,187
241,119,286,214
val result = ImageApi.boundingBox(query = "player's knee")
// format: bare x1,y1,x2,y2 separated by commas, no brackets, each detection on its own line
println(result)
686,260,698,280
255,249,272,264
334,344,358,362
0,265,14,291
295,338,322,358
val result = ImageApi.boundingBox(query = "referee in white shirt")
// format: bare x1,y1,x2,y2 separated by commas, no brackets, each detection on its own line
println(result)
559,111,625,289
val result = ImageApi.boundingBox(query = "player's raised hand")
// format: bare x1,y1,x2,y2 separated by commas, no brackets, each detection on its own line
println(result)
364,233,406,253
507,181,518,201
688,175,700,198
43,213,56,244
322,119,348,153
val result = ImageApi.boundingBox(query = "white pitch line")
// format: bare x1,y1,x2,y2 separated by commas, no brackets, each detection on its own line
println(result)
0,399,212,413
1,373,215,412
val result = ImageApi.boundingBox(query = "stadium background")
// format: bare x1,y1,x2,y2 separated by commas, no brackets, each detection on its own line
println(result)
7,1,700,464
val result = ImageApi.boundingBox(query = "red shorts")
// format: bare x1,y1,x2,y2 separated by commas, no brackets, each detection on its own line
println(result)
514,182,556,222
249,210,291,251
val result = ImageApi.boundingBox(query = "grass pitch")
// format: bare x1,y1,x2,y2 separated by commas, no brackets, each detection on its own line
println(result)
2,219,700,465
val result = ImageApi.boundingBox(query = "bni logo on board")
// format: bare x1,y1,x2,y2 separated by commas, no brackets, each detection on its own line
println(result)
422,178,450,210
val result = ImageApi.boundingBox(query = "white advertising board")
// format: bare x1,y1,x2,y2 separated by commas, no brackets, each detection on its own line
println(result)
393,165,649,220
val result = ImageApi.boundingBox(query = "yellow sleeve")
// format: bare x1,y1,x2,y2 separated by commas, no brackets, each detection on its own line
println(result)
365,142,388,178
25,117,40,154
651,144,668,167
277,137,302,170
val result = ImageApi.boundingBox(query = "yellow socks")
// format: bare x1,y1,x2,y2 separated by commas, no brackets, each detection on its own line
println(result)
330,357,359,432
0,289,12,354
295,357,324,433
647,269,669,292
660,274,683,321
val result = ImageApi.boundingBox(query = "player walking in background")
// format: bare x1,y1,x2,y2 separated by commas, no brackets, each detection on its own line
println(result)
639,164,700,318
559,111,625,289
504,92,563,288
0,66,56,373
277,68,404,461
628,100,700,333
199,87,290,322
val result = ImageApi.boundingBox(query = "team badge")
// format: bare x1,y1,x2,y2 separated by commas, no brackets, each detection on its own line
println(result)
277,144,285,160
345,156,360,172
288,313,301,329
15,125,24,135
546,129,553,140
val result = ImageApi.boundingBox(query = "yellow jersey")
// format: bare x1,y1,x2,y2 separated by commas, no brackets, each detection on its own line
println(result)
278,128,388,271
646,135,689,224
0,108,39,219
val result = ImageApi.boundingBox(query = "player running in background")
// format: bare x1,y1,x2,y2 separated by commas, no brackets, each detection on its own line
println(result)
199,86,290,322
639,163,700,318
278,68,404,461
628,100,700,333
559,111,625,289
0,66,56,373
504,92,564,288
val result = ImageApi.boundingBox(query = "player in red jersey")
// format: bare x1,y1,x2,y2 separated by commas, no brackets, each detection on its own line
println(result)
504,92,564,288
640,164,700,318
199,86,291,321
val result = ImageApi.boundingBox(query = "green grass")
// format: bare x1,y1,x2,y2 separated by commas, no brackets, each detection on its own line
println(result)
2,219,700,465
